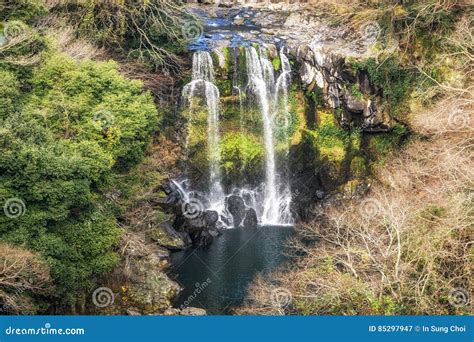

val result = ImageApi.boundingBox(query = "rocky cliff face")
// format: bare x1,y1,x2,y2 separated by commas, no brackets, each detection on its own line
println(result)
187,3,393,132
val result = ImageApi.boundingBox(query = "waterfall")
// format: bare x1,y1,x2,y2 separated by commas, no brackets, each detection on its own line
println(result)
274,48,294,224
182,51,225,211
180,46,294,226
245,46,280,225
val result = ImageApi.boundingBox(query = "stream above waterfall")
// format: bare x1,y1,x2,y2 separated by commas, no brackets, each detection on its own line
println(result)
170,225,294,315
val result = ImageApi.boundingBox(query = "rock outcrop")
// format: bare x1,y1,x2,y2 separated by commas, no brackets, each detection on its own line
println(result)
98,232,181,315
156,180,222,247
226,195,246,227
188,3,393,132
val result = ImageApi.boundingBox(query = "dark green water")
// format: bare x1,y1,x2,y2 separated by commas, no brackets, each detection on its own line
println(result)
170,226,294,315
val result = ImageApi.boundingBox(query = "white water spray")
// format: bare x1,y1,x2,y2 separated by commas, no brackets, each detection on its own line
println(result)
245,46,280,224
273,48,294,224
182,51,225,211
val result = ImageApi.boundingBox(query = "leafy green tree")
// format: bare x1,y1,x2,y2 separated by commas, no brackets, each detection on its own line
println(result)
0,51,159,305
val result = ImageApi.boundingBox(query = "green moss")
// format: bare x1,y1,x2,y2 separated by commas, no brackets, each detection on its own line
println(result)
222,46,231,72
216,79,233,96
350,156,366,178
349,84,364,100
272,57,281,71
349,57,415,118
219,132,264,183
306,112,346,163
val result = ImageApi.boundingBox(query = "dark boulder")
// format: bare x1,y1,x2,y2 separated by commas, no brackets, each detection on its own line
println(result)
243,208,258,228
156,180,224,248
226,195,246,228
204,210,219,226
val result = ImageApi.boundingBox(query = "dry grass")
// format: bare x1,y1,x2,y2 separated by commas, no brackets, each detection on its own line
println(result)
0,243,54,314
240,94,472,315
51,26,106,61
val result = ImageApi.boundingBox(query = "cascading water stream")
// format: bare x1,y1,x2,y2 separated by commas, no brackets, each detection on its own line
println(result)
182,51,225,212
273,48,294,224
245,46,279,224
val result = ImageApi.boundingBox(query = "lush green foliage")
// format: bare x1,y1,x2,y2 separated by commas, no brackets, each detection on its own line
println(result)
0,50,159,304
1,0,47,22
25,53,159,167
220,132,264,183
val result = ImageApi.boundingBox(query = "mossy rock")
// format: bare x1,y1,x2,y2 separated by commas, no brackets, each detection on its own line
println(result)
219,132,264,185
272,57,281,71
127,255,181,313
149,224,189,250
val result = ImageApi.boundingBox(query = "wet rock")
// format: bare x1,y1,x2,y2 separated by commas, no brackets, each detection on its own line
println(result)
243,208,258,228
226,195,246,228
180,307,207,316
233,16,245,25
204,210,219,226
345,93,367,113
219,214,232,227
155,246,170,259
157,180,222,247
